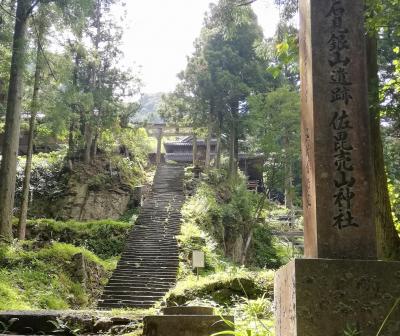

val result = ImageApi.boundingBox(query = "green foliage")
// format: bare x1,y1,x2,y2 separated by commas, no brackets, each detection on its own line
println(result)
249,225,283,269
181,169,282,268
0,241,113,310
98,127,150,187
20,218,131,259
343,325,361,336
247,86,300,201
388,181,400,233
178,220,226,276
266,27,299,84
15,150,68,206
165,267,274,307
210,294,274,336
182,172,254,246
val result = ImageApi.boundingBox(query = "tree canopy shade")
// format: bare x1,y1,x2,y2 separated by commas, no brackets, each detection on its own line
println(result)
247,86,300,205
265,0,400,259
160,0,275,175
0,0,142,242
0,0,38,242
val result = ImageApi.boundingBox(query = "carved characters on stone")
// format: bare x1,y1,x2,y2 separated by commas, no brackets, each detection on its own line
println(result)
326,0,357,229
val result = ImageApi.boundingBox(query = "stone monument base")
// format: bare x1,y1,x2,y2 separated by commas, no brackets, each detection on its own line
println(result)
143,306,233,336
275,259,400,336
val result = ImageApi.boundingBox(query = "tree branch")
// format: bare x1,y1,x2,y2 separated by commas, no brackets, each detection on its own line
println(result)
237,0,257,7
0,3,16,19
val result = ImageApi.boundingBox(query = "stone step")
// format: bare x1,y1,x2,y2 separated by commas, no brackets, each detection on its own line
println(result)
122,244,178,249
105,283,175,291
120,254,179,259
119,256,178,261
103,286,169,292
104,281,174,288
106,279,175,287
109,275,176,282
121,251,179,256
117,264,179,270
98,164,184,309
122,246,178,251
100,294,165,301
118,257,178,262
122,242,178,247
115,265,178,271
98,302,154,308
112,269,177,276
113,265,178,270
102,288,167,295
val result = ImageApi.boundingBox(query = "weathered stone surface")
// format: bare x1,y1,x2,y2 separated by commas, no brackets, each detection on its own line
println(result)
300,0,376,259
162,306,214,316
275,259,400,336
59,186,133,220
143,315,234,336
0,310,142,335
98,164,185,309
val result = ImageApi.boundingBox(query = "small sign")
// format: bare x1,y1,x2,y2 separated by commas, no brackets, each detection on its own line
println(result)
192,250,205,269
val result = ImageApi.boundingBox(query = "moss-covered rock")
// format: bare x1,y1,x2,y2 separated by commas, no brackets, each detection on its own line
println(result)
165,271,274,306
0,241,115,310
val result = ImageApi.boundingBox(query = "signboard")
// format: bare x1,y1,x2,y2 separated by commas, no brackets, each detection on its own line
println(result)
192,250,205,269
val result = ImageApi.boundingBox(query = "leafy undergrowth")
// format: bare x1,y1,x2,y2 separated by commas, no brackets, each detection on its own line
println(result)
0,241,115,310
163,194,277,335
165,268,274,307
15,218,132,259
162,166,303,335
181,167,297,269
1,219,133,310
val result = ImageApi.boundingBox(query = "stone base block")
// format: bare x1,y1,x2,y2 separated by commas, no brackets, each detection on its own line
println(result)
275,259,400,336
143,315,233,336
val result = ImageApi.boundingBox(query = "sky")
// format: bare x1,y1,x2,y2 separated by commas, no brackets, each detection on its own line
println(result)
118,0,280,94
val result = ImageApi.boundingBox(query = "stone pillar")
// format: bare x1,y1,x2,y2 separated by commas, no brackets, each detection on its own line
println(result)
156,127,163,165
274,1,400,335
300,0,375,260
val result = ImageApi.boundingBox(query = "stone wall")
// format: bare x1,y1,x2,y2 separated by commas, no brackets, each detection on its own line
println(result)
24,157,144,221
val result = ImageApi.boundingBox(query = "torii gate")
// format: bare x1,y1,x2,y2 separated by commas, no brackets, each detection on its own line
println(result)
144,124,198,166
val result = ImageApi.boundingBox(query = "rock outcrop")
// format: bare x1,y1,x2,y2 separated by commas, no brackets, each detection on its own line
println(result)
25,156,144,221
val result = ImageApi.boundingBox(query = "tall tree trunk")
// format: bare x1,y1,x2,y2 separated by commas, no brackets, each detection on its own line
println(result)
228,102,239,179
192,133,198,166
18,14,44,240
205,115,212,169
367,35,400,260
215,110,223,169
83,124,93,164
215,130,222,169
0,0,30,243
68,120,75,159
284,163,294,210
90,131,98,160
267,158,277,199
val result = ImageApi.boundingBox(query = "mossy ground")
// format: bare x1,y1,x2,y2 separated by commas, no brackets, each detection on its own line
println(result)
0,219,133,310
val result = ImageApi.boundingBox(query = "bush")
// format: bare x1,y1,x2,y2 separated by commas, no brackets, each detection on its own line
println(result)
0,241,114,310
18,218,132,259
249,225,283,269
181,169,281,267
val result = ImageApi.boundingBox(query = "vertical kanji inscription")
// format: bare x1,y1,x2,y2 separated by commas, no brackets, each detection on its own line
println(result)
300,0,376,259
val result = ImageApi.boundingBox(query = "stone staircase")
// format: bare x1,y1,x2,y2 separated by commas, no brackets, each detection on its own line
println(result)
98,164,185,309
